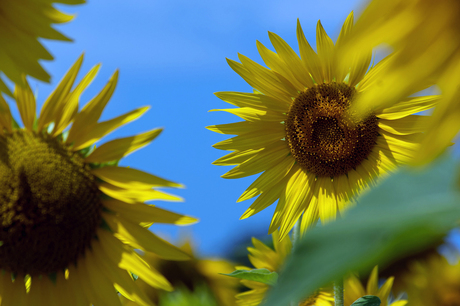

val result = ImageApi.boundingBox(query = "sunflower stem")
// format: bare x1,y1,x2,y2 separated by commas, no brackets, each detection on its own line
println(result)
292,218,301,250
334,278,344,306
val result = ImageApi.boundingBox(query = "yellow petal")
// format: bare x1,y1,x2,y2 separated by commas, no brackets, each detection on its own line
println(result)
82,253,122,306
377,276,394,306
91,241,153,306
93,165,182,190
296,19,323,84
214,91,290,112
222,142,288,179
67,70,119,145
268,31,313,88
99,182,182,204
366,266,379,295
0,92,13,133
238,155,294,202
85,128,162,163
209,107,285,122
52,64,101,137
103,199,197,225
334,12,354,82
212,128,284,151
279,169,315,239
300,199,319,236
14,79,36,131
240,176,287,219
317,177,337,224
316,20,334,83
38,54,83,131
103,212,191,260
238,52,299,97
212,148,262,166
97,229,173,291
378,115,430,135
73,107,150,150
226,58,292,103
377,95,439,120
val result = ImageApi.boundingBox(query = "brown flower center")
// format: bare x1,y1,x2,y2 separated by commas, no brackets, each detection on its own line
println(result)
0,131,102,276
285,82,379,177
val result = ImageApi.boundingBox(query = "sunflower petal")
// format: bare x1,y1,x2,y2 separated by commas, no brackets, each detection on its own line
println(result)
91,241,154,306
212,128,284,151
214,91,290,112
316,20,334,83
85,128,162,163
103,212,191,260
377,96,439,120
296,19,323,84
72,106,150,150
378,115,430,135
366,266,379,295
93,166,182,190
67,70,119,144
52,64,101,136
317,177,338,224
14,79,36,131
222,143,288,179
212,149,262,166
38,54,83,131
268,32,313,88
103,199,197,225
99,182,182,204
97,229,173,291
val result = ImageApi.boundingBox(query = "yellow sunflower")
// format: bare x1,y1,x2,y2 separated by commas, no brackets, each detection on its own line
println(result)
0,0,84,96
344,266,407,306
208,12,439,238
235,231,334,306
343,0,460,164
0,55,197,305
400,255,460,306
120,239,239,306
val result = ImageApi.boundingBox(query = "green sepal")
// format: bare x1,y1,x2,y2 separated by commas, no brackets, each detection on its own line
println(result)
350,295,381,306
221,268,278,286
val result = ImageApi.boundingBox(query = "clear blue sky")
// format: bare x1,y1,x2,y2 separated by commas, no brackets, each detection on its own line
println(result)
24,0,455,258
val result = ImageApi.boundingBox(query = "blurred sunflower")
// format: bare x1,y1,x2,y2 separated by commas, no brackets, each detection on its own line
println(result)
120,239,239,306
0,0,84,96
344,0,460,164
208,12,439,238
0,55,197,305
235,231,334,306
400,255,460,305
344,266,407,306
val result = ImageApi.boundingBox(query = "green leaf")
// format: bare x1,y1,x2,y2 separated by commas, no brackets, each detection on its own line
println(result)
264,154,460,306
351,295,381,306
222,268,278,286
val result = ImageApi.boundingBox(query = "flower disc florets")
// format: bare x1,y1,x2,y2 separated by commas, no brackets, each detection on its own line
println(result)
285,82,379,177
0,131,102,275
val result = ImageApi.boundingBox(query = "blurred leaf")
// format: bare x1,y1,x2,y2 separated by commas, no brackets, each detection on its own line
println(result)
222,269,278,286
351,295,381,306
264,154,460,306
159,285,219,306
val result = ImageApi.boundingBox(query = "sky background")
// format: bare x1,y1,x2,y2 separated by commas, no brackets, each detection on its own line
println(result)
17,0,458,258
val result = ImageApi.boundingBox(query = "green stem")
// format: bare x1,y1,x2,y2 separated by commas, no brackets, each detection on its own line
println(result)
292,218,301,250
334,278,344,306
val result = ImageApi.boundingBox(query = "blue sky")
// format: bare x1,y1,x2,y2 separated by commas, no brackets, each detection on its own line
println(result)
18,0,414,257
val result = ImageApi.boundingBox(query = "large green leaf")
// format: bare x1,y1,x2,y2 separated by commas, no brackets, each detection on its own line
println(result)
351,296,381,306
264,155,460,306
222,269,278,286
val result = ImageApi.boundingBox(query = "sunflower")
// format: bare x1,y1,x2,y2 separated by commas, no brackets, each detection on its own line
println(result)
235,231,334,306
344,266,407,306
0,55,197,305
399,255,460,306
120,239,239,306
208,12,439,238
343,0,460,164
0,0,84,96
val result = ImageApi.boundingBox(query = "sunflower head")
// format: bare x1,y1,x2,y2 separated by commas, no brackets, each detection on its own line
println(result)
0,55,197,305
209,11,438,238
